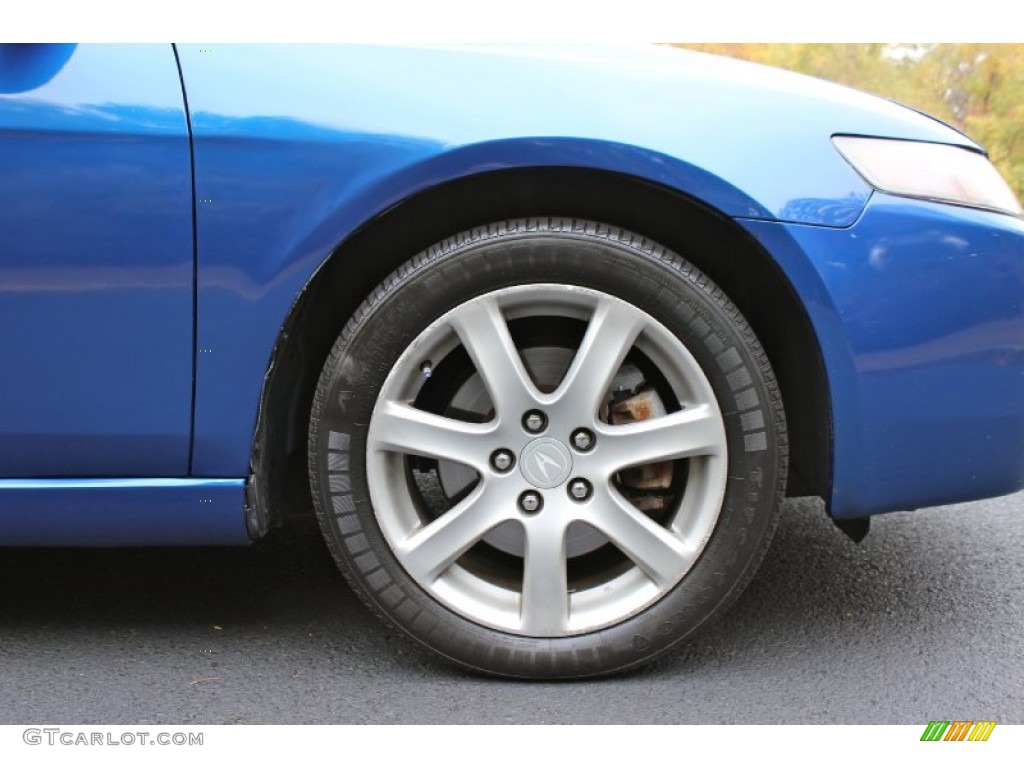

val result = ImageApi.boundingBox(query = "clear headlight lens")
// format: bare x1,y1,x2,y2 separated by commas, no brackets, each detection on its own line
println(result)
833,135,1022,217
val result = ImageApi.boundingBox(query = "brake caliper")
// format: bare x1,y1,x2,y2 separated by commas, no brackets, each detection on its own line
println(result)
606,364,675,513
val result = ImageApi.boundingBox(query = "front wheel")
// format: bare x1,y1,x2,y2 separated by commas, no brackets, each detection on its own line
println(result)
309,219,786,678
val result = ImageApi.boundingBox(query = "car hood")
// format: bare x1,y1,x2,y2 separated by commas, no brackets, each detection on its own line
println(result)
416,43,977,149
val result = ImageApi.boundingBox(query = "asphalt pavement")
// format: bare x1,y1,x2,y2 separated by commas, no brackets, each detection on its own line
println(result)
1,492,1021,724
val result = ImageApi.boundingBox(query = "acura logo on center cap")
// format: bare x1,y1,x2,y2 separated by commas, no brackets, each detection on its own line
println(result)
520,438,573,489
532,450,564,482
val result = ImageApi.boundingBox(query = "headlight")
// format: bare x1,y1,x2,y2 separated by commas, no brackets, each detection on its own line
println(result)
833,136,1022,217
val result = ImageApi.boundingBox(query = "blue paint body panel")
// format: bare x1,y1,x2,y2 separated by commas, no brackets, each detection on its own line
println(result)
0,43,1021,547
173,43,974,478
741,195,1024,517
0,479,248,546
0,44,193,477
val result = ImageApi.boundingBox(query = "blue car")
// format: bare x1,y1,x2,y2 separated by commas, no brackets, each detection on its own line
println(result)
1,43,1021,678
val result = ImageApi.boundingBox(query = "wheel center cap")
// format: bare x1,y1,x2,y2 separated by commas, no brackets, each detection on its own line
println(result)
519,437,573,489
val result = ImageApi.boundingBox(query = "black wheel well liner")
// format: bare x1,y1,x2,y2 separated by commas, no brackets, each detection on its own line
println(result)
247,167,832,535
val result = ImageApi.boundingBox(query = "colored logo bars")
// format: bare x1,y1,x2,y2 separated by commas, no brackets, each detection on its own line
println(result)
920,721,997,742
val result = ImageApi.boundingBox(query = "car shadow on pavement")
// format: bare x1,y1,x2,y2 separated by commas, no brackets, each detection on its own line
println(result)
0,497,1011,681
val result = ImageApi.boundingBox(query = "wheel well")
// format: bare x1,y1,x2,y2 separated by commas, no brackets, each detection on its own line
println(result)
249,168,831,533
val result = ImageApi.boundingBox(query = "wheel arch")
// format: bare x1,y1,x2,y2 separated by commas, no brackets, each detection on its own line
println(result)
248,167,832,535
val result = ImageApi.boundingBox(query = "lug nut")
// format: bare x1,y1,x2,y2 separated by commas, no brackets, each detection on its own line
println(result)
490,449,515,472
522,410,547,434
519,491,543,514
571,428,595,452
568,479,592,501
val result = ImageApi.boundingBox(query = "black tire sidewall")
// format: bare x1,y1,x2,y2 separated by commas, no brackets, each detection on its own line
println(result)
309,220,786,678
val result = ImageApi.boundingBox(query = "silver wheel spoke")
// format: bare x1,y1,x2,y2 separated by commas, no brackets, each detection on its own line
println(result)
369,283,731,637
554,297,645,415
371,400,495,471
397,484,508,583
520,514,570,635
600,405,725,471
589,487,695,587
449,296,540,415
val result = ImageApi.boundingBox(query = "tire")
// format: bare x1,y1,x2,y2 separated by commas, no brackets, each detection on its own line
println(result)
308,218,787,678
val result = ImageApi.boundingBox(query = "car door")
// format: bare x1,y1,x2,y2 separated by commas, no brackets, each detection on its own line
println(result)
0,44,194,477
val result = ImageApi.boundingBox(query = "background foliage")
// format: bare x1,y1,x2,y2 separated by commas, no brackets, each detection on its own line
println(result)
677,44,1024,201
